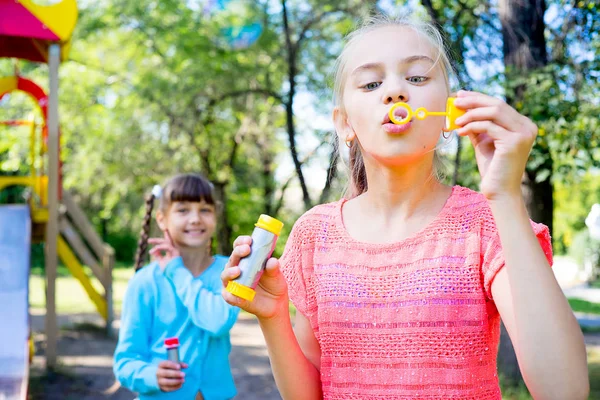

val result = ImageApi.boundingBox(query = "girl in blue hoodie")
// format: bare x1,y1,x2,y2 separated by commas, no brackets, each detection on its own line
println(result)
114,173,239,400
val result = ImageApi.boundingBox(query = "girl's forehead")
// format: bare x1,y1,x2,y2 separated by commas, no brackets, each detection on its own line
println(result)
345,26,438,71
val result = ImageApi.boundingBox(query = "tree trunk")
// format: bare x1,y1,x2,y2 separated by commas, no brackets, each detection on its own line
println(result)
281,0,312,210
213,181,232,255
522,168,554,234
499,0,550,386
263,151,276,216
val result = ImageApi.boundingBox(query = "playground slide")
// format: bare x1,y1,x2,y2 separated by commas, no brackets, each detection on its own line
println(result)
0,205,30,400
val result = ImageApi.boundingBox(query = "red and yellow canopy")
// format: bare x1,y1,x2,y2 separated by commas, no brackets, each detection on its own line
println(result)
0,0,78,63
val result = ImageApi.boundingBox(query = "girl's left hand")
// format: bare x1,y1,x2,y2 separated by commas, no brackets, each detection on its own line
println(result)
149,231,180,270
453,90,538,201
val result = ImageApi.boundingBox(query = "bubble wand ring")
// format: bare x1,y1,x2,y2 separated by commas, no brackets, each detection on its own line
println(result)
388,97,465,132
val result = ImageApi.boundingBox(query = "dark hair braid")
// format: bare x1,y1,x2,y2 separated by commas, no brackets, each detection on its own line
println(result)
134,193,156,271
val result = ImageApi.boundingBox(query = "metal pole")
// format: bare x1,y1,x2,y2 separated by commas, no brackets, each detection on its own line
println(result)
45,44,60,370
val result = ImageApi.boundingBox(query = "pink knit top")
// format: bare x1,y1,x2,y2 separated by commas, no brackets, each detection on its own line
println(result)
281,186,552,400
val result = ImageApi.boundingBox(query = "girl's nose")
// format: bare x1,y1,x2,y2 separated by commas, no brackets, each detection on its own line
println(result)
189,212,201,223
385,93,407,104
383,80,409,104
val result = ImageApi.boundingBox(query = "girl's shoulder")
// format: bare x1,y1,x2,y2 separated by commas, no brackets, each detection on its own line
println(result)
447,185,494,219
127,262,160,288
449,185,488,207
288,199,344,239
122,262,160,304
447,186,549,244
210,254,229,269
198,255,229,290
301,200,343,221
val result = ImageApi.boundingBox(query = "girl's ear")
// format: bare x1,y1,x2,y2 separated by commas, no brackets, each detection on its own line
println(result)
333,106,356,143
156,209,167,231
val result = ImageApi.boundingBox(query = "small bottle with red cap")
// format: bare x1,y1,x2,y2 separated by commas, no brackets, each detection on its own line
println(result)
164,337,180,364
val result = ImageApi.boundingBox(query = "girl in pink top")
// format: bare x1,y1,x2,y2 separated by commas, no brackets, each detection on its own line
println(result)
221,14,589,400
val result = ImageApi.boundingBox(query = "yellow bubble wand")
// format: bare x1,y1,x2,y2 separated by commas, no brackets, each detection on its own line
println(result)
388,97,465,132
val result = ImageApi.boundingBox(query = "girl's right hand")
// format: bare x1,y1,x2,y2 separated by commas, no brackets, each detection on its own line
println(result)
221,235,289,320
149,230,180,271
156,360,188,392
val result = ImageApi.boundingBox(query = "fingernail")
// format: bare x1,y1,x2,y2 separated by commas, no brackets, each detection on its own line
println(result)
180,373,185,378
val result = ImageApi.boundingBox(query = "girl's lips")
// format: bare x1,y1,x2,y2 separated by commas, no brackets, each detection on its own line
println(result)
383,107,409,124
383,121,412,134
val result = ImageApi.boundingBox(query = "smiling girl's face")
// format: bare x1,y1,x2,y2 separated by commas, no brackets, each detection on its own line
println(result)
157,201,216,249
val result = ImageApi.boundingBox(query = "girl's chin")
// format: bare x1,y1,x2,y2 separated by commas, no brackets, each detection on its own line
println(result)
174,238,210,250
367,149,437,167
185,241,209,248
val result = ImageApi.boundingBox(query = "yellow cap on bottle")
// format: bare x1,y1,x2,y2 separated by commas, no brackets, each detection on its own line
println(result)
226,281,256,302
255,214,284,236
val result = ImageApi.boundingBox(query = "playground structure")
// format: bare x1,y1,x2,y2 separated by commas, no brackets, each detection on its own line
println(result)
0,0,115,393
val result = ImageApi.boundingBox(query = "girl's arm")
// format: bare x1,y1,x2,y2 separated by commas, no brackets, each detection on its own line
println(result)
293,311,322,370
163,257,240,336
453,90,588,399
490,196,589,400
258,301,323,400
222,237,323,400
113,277,161,394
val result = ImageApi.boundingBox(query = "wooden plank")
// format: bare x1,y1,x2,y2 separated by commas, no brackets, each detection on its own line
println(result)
59,217,108,288
57,236,107,320
61,190,105,260
45,44,61,370
103,246,115,338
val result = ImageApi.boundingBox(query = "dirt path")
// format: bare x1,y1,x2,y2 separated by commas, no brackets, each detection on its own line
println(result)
29,311,280,400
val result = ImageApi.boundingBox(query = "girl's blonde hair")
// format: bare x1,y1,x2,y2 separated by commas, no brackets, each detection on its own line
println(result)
333,14,455,198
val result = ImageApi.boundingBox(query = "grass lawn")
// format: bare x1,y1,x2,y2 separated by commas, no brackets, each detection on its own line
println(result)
590,346,600,400
29,264,133,315
569,297,600,315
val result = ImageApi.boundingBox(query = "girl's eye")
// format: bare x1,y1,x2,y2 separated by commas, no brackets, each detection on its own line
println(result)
177,208,188,213
201,208,213,213
407,76,428,84
362,82,381,90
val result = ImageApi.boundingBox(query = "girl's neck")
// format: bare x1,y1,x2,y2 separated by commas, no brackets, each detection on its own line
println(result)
180,247,213,277
343,157,452,244
359,155,447,220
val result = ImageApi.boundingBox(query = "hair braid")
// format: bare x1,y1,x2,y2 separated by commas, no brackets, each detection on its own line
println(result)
134,193,155,271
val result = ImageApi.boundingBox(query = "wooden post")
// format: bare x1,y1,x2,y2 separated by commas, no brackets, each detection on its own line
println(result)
45,44,60,370
103,246,115,338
